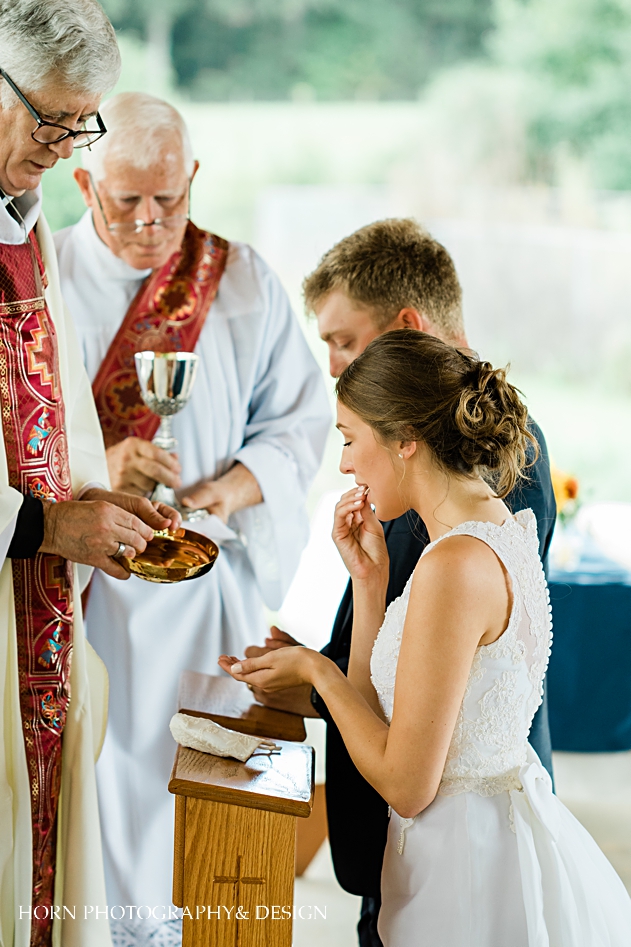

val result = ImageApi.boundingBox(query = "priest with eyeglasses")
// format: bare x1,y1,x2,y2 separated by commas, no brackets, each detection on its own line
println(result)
0,4,186,947
54,91,330,946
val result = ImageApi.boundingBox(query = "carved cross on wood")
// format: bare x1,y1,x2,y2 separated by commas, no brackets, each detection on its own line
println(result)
214,853,265,889
213,854,266,947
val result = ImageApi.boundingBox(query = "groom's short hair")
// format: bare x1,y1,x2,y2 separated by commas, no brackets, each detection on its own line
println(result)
303,218,464,340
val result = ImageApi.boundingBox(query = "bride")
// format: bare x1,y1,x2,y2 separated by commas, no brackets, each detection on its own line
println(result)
219,329,631,945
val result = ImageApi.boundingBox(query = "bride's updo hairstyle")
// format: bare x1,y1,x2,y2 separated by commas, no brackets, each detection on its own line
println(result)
335,329,536,499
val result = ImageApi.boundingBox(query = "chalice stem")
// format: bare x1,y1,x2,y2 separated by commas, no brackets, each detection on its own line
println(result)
135,351,208,521
150,417,178,507
153,416,176,453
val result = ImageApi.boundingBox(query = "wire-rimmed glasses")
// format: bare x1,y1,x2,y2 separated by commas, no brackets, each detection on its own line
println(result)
88,173,191,235
0,67,107,148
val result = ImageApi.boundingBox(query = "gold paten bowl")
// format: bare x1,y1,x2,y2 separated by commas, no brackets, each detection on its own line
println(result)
121,528,219,584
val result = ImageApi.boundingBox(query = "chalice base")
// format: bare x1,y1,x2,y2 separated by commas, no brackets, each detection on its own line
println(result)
150,482,209,523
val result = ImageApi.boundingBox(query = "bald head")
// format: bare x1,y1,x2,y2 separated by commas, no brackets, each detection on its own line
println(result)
82,92,194,182
74,92,198,271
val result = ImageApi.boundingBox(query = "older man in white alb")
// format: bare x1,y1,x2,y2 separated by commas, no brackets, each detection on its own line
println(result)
0,5,185,947
55,93,330,946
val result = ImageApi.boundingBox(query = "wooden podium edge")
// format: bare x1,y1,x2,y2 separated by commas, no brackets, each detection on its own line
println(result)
178,706,307,743
168,746,315,819
172,795,186,908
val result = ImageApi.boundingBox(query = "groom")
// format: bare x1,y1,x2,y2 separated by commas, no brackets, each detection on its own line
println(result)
247,218,556,947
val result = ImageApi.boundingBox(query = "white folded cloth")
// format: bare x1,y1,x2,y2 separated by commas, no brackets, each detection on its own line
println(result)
169,712,278,762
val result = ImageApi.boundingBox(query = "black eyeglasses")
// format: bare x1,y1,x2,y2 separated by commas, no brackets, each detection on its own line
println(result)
0,67,107,149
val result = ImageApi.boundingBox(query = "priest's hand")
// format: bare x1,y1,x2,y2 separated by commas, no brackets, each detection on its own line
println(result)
40,491,181,579
106,437,182,496
181,462,262,522
80,488,181,532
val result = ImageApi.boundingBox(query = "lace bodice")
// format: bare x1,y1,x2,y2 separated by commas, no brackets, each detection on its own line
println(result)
370,510,552,798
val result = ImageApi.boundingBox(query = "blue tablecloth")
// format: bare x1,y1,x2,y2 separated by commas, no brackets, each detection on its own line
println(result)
548,558,631,752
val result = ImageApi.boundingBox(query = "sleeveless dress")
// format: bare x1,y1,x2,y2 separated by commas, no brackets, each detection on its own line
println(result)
371,510,631,946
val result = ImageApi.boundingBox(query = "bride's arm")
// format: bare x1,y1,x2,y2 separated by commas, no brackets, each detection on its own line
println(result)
332,487,389,713
317,538,491,815
348,577,388,715
222,535,506,819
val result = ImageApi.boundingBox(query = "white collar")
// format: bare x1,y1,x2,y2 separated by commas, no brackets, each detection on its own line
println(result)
0,186,42,245
76,209,152,283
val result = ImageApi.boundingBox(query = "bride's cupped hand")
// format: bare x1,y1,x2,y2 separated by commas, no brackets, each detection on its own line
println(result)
218,647,324,692
332,485,389,582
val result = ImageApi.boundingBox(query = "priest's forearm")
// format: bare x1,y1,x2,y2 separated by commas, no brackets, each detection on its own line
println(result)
218,462,263,512
181,461,263,520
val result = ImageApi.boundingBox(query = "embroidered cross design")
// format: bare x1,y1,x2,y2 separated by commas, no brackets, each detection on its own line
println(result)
44,558,73,613
105,374,146,420
25,314,58,397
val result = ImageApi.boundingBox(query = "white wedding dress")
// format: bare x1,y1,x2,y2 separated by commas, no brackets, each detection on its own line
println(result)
371,510,631,946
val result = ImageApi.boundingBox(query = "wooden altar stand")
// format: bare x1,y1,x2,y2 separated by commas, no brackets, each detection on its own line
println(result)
169,672,315,946
177,670,307,743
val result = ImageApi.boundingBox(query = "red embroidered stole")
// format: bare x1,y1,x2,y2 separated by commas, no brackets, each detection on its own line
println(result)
91,223,228,447
0,231,74,947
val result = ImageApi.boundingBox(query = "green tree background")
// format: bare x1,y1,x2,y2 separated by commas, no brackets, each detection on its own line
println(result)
100,0,494,101
489,0,631,189
94,0,631,190
41,0,631,506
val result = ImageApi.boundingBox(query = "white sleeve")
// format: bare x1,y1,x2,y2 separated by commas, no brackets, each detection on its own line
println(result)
0,488,22,573
231,258,331,609
0,515,18,568
64,309,111,495
37,214,111,496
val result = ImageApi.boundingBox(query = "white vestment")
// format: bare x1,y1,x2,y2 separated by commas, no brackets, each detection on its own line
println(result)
54,211,330,927
0,193,112,947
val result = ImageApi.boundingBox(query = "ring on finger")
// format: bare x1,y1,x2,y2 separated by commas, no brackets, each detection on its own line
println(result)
112,541,126,559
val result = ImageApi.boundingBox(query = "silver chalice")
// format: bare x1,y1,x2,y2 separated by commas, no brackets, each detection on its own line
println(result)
134,351,208,522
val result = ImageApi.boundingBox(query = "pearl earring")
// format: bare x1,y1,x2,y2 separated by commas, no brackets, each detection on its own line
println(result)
398,453,403,458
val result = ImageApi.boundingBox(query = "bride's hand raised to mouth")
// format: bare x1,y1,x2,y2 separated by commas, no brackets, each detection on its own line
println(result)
332,486,389,582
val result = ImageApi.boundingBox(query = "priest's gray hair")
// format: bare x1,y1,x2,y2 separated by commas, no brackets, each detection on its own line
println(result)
82,93,195,181
0,0,120,107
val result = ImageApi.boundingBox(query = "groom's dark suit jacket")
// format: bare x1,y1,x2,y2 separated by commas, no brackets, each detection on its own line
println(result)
312,419,557,897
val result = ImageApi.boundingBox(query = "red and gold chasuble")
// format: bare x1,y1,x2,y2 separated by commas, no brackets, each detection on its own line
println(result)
92,222,228,447
0,232,73,947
